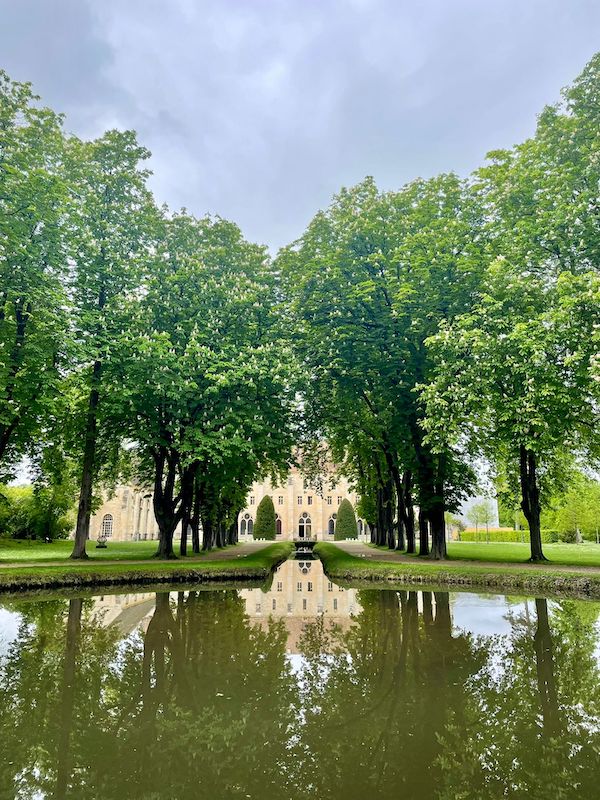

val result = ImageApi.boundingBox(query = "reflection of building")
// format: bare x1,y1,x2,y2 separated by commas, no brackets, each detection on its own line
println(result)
91,592,156,635
241,558,361,653
238,465,367,542
88,464,367,543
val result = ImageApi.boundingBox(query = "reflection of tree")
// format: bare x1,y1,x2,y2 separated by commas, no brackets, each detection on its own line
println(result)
55,598,83,799
0,589,599,798
437,597,600,799
291,590,483,800
84,590,295,800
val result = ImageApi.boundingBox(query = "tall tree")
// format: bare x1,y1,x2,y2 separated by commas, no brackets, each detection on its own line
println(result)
68,130,156,559
122,212,295,558
0,72,69,476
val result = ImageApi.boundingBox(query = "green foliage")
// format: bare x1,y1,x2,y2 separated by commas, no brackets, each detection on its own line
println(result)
254,495,276,540
334,498,358,540
0,484,73,540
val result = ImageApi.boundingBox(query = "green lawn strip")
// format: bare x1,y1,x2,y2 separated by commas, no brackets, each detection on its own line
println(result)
0,539,234,563
0,542,293,593
316,542,600,599
367,541,600,568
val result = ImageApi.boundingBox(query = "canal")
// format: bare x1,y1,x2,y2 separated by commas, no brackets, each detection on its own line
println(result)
0,556,599,798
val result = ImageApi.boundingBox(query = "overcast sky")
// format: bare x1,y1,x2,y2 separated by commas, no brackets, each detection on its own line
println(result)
1,0,599,251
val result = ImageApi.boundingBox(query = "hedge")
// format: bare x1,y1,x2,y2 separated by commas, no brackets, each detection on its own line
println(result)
253,495,276,540
334,499,358,540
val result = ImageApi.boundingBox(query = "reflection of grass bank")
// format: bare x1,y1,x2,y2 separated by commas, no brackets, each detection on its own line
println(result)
0,542,293,594
371,541,600,568
316,543,600,599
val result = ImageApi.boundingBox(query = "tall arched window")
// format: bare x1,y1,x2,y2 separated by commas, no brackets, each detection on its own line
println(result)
240,513,254,536
358,519,363,535
328,513,337,536
275,515,282,536
101,514,113,538
298,512,312,539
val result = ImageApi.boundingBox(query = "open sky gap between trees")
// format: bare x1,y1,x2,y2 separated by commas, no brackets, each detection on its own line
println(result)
1,54,599,562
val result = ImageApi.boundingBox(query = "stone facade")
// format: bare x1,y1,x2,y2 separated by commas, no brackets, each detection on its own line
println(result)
89,487,183,543
89,464,365,543
238,465,366,542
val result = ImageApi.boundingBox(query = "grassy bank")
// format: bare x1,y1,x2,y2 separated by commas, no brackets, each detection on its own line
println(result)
0,538,201,563
316,542,600,599
0,542,293,593
372,541,600,568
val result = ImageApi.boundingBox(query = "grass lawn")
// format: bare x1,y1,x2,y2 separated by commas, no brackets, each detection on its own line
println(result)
318,542,600,598
0,538,231,563
369,541,600,568
447,541,600,567
0,541,294,592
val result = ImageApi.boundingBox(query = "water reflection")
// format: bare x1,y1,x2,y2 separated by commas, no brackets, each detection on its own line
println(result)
0,559,599,799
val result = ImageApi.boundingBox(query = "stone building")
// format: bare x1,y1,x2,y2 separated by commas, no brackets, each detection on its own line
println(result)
238,464,366,542
89,487,183,543
88,464,365,543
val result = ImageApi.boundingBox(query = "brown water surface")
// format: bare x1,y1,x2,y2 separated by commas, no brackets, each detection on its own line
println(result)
0,556,598,799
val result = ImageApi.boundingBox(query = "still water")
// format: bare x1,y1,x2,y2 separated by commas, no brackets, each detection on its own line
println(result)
0,557,599,799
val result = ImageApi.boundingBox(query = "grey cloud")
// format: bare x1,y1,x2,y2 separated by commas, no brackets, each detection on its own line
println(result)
1,0,599,250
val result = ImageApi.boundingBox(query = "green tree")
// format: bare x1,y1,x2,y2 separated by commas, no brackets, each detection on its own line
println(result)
334,498,358,540
0,72,69,476
424,56,600,562
67,130,157,559
122,212,295,558
253,495,276,539
280,174,481,559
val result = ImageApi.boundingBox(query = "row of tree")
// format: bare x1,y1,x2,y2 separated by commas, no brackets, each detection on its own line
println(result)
1,54,599,560
0,71,295,558
278,53,600,561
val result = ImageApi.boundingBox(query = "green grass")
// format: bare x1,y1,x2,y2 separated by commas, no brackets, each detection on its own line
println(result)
0,541,294,593
0,538,236,564
369,540,600,568
316,542,600,599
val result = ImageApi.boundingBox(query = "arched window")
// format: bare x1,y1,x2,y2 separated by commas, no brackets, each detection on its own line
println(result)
101,514,113,538
275,515,282,536
328,513,337,536
298,512,312,538
240,513,253,536
358,519,363,535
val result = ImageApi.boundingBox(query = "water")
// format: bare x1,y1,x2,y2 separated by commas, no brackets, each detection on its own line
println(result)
0,557,599,799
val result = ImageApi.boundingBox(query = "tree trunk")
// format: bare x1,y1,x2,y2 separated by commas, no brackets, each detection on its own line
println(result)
71,359,102,559
520,445,546,561
428,483,447,560
153,449,183,559
418,507,429,556
403,471,416,554
191,486,201,554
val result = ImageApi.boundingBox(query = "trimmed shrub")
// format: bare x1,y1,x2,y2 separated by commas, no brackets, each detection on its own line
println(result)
334,499,358,540
253,495,276,540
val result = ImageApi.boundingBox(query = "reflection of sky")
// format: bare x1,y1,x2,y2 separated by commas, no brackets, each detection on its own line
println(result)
0,608,21,656
451,593,524,637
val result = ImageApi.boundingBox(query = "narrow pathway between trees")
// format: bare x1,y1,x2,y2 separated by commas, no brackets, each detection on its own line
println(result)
334,541,600,574
0,541,268,569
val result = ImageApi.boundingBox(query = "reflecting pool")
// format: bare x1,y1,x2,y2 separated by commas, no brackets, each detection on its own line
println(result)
0,557,599,799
